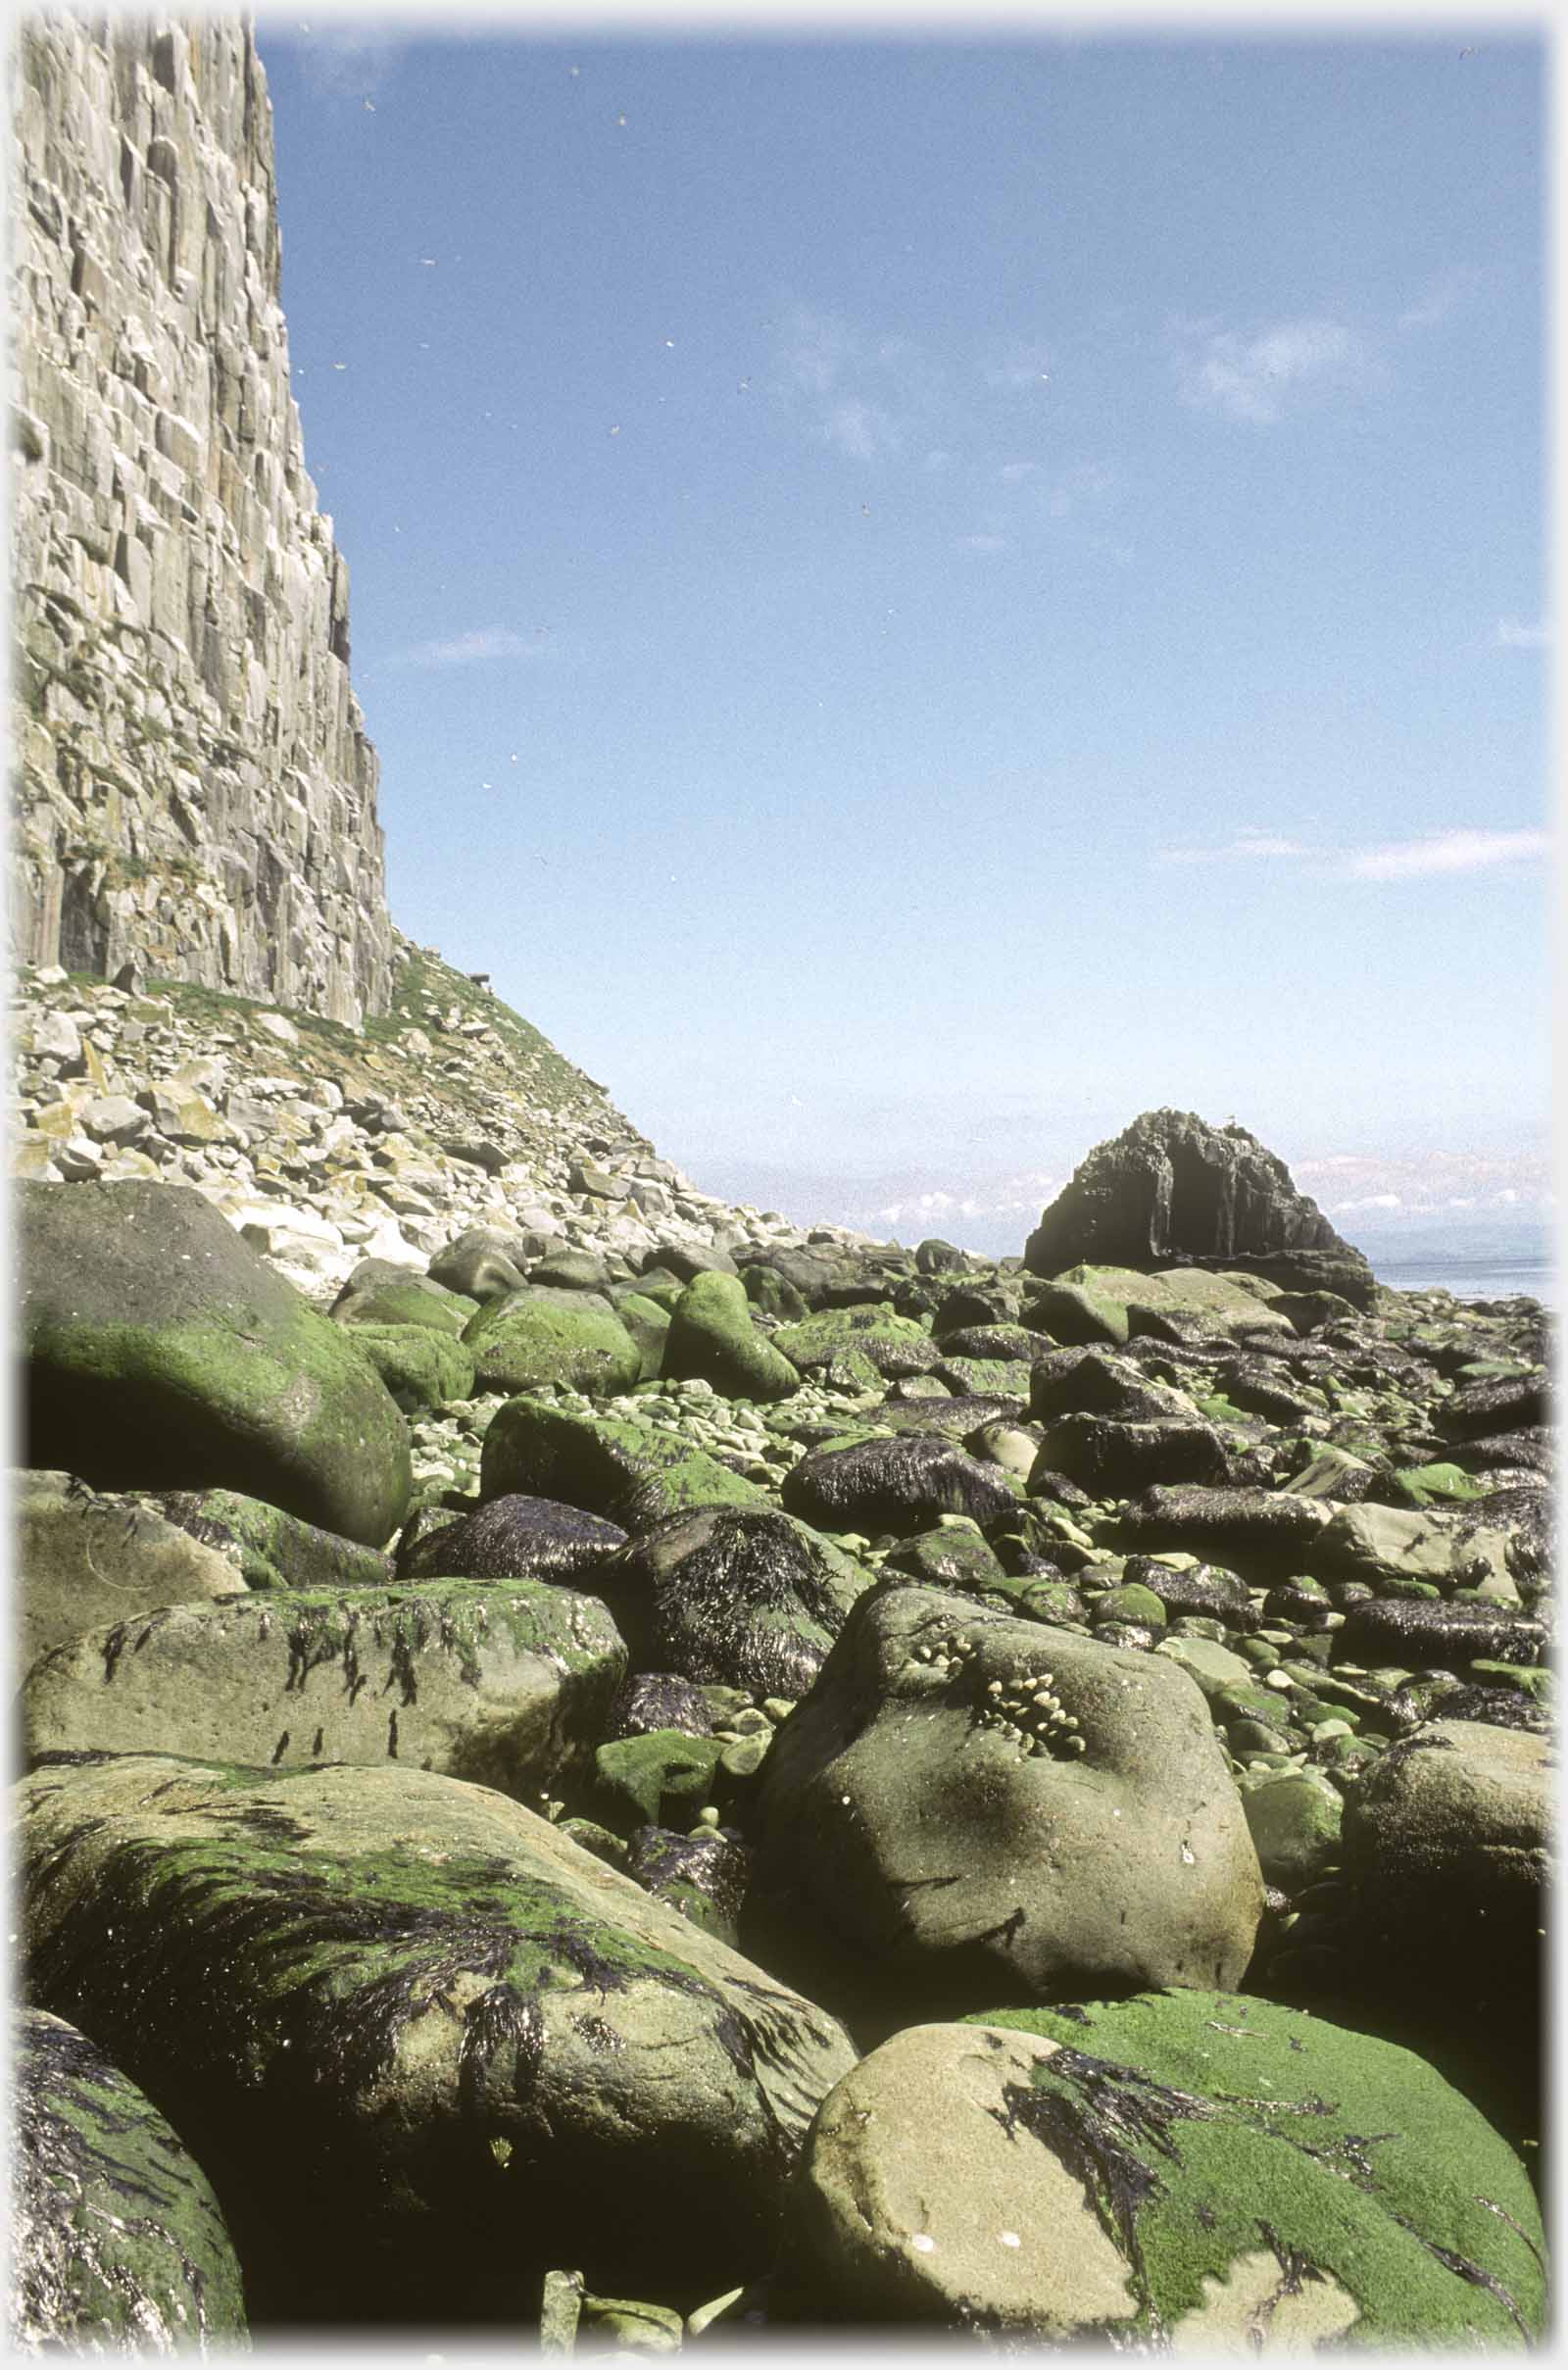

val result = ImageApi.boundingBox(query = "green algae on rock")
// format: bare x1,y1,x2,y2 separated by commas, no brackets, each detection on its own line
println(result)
19,1753,858,2326
20,1178,412,1546
958,1990,1546,2346
462,1288,644,1397
661,1270,802,1401
11,2006,249,2351
479,1396,770,1530
21,1578,626,1802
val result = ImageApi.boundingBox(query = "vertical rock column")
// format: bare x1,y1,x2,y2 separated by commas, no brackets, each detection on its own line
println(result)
10,17,395,1026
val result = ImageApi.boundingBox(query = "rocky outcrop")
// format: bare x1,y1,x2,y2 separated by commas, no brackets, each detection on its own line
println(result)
11,17,394,1023
1024,1108,1375,1301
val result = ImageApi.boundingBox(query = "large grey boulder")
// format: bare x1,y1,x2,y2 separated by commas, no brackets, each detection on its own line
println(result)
746,1582,1263,2027
22,1579,626,1802
19,1754,858,2326
19,1180,412,1546
1024,1110,1374,1303
10,2008,249,2353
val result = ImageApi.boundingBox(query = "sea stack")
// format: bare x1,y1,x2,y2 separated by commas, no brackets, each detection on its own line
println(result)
1023,1107,1376,1304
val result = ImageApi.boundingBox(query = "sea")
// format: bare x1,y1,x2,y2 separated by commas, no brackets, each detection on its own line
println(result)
1353,1224,1555,1309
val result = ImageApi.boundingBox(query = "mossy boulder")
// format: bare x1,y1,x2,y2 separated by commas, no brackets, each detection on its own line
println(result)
19,1754,858,2323
777,1993,1544,2342
331,1263,475,1334
592,1729,726,1832
11,2008,249,2350
148,1485,394,1594
774,1304,941,1381
19,1180,412,1547
661,1270,802,1401
347,1321,477,1411
610,1288,672,1380
479,1399,769,1532
461,1288,643,1396
16,1469,252,1671
22,1578,626,1802
1240,1768,1345,1892
746,1583,1262,2030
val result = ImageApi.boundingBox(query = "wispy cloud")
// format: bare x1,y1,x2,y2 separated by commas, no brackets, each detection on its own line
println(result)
1160,825,1546,880
821,398,902,461
1160,828,1313,866
1494,617,1550,650
771,302,936,463
400,626,554,667
956,532,1008,555
1172,314,1370,424
292,25,410,101
1294,1147,1551,1221
1346,828,1548,880
1397,267,1484,333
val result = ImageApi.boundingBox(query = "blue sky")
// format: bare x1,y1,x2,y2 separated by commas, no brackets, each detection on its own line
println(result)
253,16,1549,1253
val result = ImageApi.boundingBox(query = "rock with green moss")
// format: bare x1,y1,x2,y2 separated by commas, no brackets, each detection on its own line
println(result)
331,1262,476,1334
746,1582,1262,2029
20,1179,412,1547
593,1729,726,1832
347,1321,477,1411
1240,1768,1344,1892
149,1485,394,1594
19,1754,858,2323
479,1399,770,1532
882,1521,1008,1596
593,1506,870,1697
777,1994,1544,2343
16,1469,253,1671
774,1305,941,1381
11,2007,249,2352
662,1270,802,1402
22,1578,626,1803
611,1288,673,1380
462,1288,643,1397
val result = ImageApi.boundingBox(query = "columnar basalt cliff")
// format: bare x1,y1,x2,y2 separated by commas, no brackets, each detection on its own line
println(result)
11,15,394,1025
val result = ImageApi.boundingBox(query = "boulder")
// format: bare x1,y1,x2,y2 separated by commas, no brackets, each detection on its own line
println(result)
1340,1718,1550,2012
148,1486,394,1594
22,1579,626,1802
16,1469,250,1670
661,1270,801,1401
781,1433,1020,1538
1023,1110,1374,1303
774,1305,942,1381
348,1321,477,1410
19,1179,411,1547
10,2008,248,2351
592,1506,870,1696
395,1492,628,1584
479,1399,769,1531
777,1994,1545,2344
746,1583,1263,2027
19,1754,858,2324
461,1287,643,1397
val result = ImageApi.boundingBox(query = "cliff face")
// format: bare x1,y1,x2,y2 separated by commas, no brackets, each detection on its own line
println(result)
11,15,395,1026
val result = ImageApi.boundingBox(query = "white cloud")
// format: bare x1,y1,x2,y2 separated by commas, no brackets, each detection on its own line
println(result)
1173,315,1366,424
821,398,901,461
997,461,1042,484
1327,1192,1403,1213
1494,617,1550,649
401,626,550,667
772,302,933,464
293,25,410,100
956,533,1008,555
1160,829,1312,866
1347,828,1548,881
1397,267,1483,332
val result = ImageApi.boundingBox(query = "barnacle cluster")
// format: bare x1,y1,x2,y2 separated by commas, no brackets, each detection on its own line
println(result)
910,1630,1087,1762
